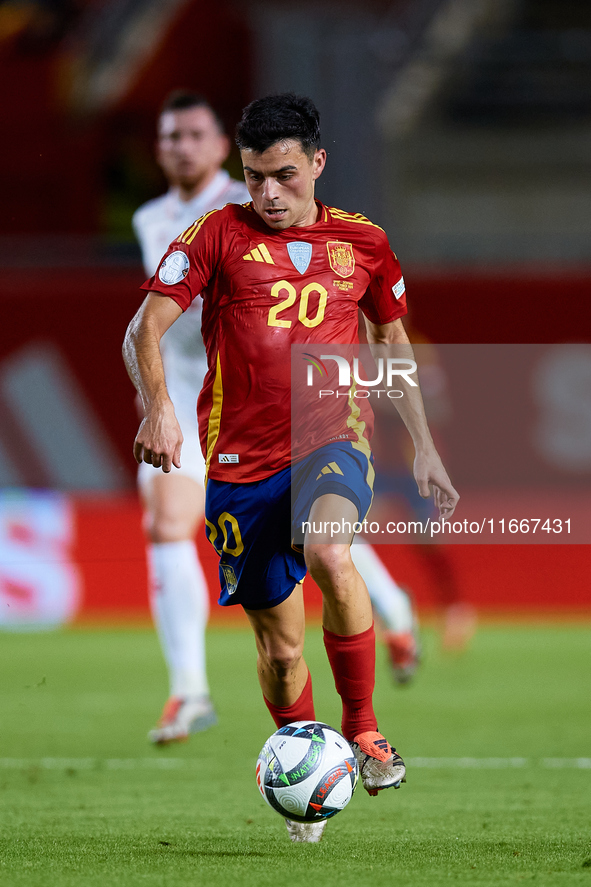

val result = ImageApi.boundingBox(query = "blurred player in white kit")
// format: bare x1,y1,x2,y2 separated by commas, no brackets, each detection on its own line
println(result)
133,91,249,743
133,91,420,745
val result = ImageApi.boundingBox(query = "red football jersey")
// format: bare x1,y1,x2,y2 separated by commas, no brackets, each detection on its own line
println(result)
140,200,407,482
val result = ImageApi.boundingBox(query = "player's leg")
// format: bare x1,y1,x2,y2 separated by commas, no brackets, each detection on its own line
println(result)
205,468,310,724
351,543,413,632
304,492,375,726
244,582,315,726
294,464,406,794
140,467,215,743
247,587,327,845
304,501,406,794
293,446,381,734
350,542,419,683
399,476,476,651
419,544,477,650
205,474,319,843
304,498,406,795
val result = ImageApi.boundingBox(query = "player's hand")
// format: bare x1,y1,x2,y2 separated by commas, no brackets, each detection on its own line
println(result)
413,449,459,520
133,402,183,472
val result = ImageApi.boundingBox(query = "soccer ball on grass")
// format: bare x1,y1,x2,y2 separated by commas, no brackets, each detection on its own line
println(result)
256,721,359,823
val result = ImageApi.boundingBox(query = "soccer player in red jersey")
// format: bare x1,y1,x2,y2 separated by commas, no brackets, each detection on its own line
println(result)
123,94,459,843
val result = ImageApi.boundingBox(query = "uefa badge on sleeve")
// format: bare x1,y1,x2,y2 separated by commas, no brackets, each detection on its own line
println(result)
158,251,190,285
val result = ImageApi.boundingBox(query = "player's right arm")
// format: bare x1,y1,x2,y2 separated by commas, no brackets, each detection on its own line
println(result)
123,293,183,472
125,207,225,469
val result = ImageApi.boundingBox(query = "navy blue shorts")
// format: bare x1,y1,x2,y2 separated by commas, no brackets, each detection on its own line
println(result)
205,441,374,610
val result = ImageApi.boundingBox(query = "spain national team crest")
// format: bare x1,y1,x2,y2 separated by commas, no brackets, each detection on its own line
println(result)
221,563,238,596
327,241,355,278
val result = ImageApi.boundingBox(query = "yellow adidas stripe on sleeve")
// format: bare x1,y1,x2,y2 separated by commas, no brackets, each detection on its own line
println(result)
178,209,220,245
328,206,385,232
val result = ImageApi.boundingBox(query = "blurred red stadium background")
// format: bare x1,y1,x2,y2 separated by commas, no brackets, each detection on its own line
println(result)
1,0,589,625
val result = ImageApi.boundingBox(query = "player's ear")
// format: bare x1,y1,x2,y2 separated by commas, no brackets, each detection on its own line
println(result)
312,148,326,180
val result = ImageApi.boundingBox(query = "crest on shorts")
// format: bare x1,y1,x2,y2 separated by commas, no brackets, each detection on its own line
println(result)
221,563,238,596
158,250,190,285
327,241,355,278
287,242,312,274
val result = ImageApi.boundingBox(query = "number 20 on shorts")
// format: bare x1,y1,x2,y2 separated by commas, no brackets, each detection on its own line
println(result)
205,512,244,557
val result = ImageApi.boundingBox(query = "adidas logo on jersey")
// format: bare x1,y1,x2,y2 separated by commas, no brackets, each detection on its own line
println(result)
315,461,344,481
243,243,275,264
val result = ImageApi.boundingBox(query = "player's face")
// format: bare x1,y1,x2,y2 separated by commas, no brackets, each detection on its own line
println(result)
241,140,326,230
157,106,230,191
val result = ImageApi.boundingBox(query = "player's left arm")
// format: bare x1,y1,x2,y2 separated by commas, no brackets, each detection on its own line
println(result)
363,316,459,520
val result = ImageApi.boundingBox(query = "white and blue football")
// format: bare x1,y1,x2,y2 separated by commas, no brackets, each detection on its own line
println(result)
256,721,359,823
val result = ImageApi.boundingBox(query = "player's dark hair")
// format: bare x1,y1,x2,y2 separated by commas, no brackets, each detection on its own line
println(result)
159,90,225,132
235,93,321,159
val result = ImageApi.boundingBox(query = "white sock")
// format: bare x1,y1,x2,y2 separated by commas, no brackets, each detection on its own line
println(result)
147,540,210,699
351,543,414,633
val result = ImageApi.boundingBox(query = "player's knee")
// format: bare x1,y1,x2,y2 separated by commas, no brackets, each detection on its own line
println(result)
304,543,353,589
141,476,202,543
144,510,194,543
260,640,303,680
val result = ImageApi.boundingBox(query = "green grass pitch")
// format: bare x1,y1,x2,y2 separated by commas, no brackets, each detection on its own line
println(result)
0,622,589,886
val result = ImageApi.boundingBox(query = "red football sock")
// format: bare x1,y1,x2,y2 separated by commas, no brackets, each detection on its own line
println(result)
323,623,378,740
263,670,315,729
